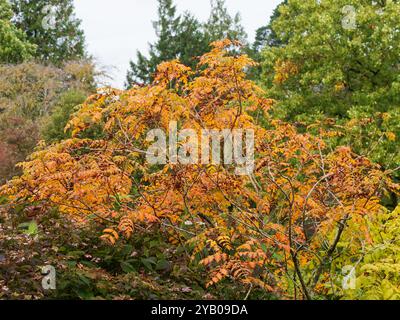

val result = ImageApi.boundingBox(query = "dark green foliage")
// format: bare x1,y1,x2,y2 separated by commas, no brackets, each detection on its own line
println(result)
253,0,287,52
127,1,208,85
126,0,247,86
10,0,86,65
204,0,247,44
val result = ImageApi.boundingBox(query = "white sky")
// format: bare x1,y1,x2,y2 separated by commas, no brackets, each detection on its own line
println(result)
73,0,282,88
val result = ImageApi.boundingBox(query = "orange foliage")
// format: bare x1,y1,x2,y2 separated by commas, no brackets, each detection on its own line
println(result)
2,40,398,299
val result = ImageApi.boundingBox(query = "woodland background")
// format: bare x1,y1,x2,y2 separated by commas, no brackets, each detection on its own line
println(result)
0,0,400,300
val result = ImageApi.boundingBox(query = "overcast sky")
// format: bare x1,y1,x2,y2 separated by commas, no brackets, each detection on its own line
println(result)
73,0,282,88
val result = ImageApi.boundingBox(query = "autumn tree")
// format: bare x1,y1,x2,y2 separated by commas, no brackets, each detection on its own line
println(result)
10,0,86,65
2,40,398,300
0,0,35,63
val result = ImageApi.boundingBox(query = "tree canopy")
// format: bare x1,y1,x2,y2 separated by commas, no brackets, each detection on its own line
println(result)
126,0,247,86
0,0,35,63
261,0,400,182
10,0,86,65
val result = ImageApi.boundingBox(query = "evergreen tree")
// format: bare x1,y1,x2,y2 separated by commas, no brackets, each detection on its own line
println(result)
0,0,35,63
127,0,208,86
10,0,86,65
204,0,247,44
126,0,246,86
127,0,182,85
253,0,288,52
175,13,209,70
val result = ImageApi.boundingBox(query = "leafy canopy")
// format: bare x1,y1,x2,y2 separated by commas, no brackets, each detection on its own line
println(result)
260,0,400,184
0,0,35,63
10,0,86,65
2,40,399,300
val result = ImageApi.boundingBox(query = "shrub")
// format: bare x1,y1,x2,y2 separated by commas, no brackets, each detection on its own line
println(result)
2,40,399,300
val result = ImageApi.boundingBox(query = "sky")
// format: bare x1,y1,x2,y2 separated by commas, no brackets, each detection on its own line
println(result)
73,0,282,88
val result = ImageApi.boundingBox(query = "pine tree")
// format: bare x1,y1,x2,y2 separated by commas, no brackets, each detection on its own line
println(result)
126,0,246,86
127,0,181,85
10,0,86,65
0,0,35,63
253,0,288,53
127,0,208,86
204,0,247,44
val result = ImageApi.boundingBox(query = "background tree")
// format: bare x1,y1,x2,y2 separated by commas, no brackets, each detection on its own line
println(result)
0,117,39,182
10,0,86,65
260,0,400,183
41,90,88,143
127,0,205,85
0,61,96,182
204,0,247,43
253,0,287,53
3,41,398,300
0,61,95,120
0,0,35,63
126,0,246,86
261,0,400,119
341,205,400,300
248,0,287,80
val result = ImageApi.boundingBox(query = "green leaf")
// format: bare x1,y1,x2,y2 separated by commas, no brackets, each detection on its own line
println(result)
120,261,135,273
18,221,38,236
156,259,170,271
141,257,156,271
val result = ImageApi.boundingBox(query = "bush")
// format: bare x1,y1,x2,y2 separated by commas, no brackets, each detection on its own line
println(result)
2,41,398,300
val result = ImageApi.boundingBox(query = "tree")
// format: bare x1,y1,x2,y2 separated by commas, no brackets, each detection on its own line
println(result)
3,40,398,299
249,0,288,80
0,60,96,182
126,0,246,86
0,61,95,120
262,0,400,118
253,0,288,52
174,13,210,70
0,0,35,63
0,117,39,183
260,0,400,180
127,1,207,85
10,0,86,65
204,0,247,44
